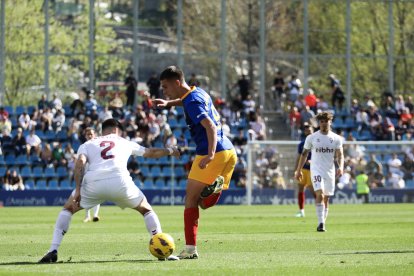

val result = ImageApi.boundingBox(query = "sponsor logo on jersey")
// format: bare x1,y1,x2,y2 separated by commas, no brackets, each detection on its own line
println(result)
315,147,335,153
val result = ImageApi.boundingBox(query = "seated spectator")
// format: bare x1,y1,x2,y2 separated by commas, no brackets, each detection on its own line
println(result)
52,142,66,167
127,157,143,181
304,89,318,113
367,106,383,135
177,133,188,148
12,128,27,156
85,93,98,115
50,93,63,111
25,129,42,156
400,107,413,126
381,96,398,119
52,109,65,132
242,94,256,115
387,153,404,178
1,130,14,154
70,92,85,118
2,169,24,191
157,114,172,145
221,118,232,139
40,107,54,131
165,134,177,148
386,172,405,189
401,154,414,180
368,171,385,188
394,94,406,115
249,114,266,140
18,112,31,130
337,166,354,189
350,98,361,115
300,105,315,127
109,96,124,120
124,117,138,140
365,154,383,174
0,106,9,120
233,157,247,188
40,142,53,166
78,117,93,144
63,143,75,164
0,117,12,134
98,105,112,122
405,95,414,113
38,94,50,111
148,113,160,144
316,95,329,111
294,94,306,111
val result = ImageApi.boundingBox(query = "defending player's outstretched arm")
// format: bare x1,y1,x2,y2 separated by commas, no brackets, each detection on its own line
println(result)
153,98,183,107
143,147,180,159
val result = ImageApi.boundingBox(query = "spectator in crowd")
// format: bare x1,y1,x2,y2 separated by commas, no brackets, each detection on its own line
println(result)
127,157,143,181
18,112,31,130
387,153,404,178
157,114,172,145
12,128,27,156
0,106,9,120
1,129,14,154
234,75,250,101
400,107,413,126
38,94,50,111
381,96,398,119
63,143,75,164
141,91,153,113
40,143,53,166
395,94,406,115
164,134,177,148
50,93,63,111
267,160,286,189
98,105,112,122
147,72,161,99
328,74,345,110
70,92,85,118
368,170,385,188
304,89,318,113
188,73,200,87
249,114,266,141
0,117,12,134
405,95,413,113
294,94,306,111
300,105,315,127
2,169,24,191
25,129,42,157
109,96,124,120
242,94,256,115
316,95,329,111
365,154,383,175
289,106,301,140
52,142,66,167
125,70,137,108
84,93,98,116
337,166,354,190
273,71,285,106
52,109,65,132
287,74,301,102
387,171,405,189
177,133,188,148
401,154,414,180
233,156,247,188
221,118,232,140
40,107,54,131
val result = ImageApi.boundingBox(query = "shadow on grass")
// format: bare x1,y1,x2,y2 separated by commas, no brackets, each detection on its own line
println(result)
324,250,414,255
0,259,155,266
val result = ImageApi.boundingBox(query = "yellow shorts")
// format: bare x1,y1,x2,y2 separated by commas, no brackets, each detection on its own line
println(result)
188,149,237,189
299,168,312,187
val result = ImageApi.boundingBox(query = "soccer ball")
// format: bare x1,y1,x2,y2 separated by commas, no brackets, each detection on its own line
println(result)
149,233,175,259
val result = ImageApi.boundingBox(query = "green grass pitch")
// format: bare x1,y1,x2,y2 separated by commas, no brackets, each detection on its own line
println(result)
0,204,413,275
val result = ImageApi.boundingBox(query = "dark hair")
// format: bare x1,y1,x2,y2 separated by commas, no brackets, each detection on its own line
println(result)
102,119,124,132
315,111,334,121
160,66,185,83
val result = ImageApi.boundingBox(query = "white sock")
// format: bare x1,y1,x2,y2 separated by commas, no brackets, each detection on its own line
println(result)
50,209,72,252
316,203,325,224
85,209,90,219
300,209,305,215
185,245,197,252
144,211,162,236
324,208,329,221
93,205,100,217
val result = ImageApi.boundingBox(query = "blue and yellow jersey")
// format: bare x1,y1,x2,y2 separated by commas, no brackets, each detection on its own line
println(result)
298,140,311,170
181,86,234,155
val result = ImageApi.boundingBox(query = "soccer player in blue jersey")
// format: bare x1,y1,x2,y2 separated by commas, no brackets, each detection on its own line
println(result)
155,66,237,259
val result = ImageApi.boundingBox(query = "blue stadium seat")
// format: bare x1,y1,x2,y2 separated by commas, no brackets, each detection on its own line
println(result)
158,156,170,165
35,180,47,190
44,130,56,141
20,166,33,179
143,179,154,189
0,166,7,177
168,118,179,128
140,166,150,177
56,166,68,178
174,167,185,177
162,166,173,177
60,179,72,190
32,166,44,179
56,131,67,141
15,155,29,166
15,105,26,115
5,154,16,166
4,106,13,116
44,167,56,178
0,156,5,166
173,128,182,137
8,166,20,174
25,179,35,190
150,166,162,177
27,105,36,115
154,178,166,189
133,178,143,188
176,108,184,116
178,179,187,189
406,179,414,188
48,179,60,190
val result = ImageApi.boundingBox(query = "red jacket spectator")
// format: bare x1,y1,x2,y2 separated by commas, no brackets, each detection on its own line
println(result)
304,90,318,109
0,107,9,120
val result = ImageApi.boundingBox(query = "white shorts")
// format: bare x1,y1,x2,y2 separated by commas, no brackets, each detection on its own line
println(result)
71,175,145,210
310,171,335,196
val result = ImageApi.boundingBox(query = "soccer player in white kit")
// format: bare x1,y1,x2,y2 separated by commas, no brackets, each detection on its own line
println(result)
294,112,344,232
39,119,180,262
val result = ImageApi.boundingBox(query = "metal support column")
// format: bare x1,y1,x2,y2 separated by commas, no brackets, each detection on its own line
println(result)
303,0,309,96
259,0,266,109
345,0,352,111
88,0,95,91
388,0,394,95
220,0,227,99
44,0,50,99
133,0,139,107
177,0,183,69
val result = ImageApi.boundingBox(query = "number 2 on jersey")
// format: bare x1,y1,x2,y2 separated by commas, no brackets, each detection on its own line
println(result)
100,141,115,160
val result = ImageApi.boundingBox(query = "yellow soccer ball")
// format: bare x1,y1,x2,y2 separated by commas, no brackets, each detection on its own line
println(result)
149,233,175,259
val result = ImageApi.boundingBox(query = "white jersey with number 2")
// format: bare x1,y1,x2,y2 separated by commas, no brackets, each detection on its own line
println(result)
77,134,146,183
303,130,342,194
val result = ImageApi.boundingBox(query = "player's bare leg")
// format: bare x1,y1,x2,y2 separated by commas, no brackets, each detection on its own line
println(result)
323,196,329,222
178,179,206,259
39,195,83,263
133,198,179,261
315,190,326,232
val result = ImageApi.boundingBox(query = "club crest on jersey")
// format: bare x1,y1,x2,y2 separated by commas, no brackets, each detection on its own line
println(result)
330,138,333,143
